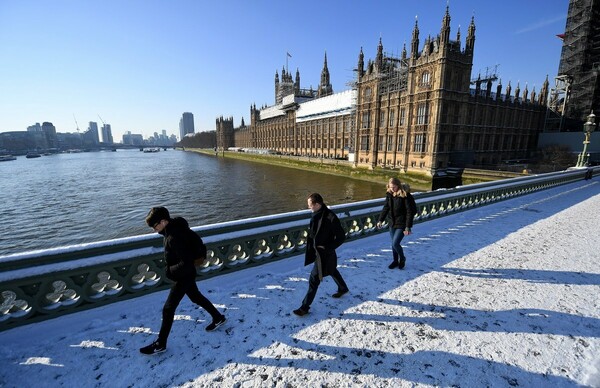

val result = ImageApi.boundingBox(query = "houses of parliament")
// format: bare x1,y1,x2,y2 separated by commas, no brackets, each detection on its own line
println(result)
216,6,549,176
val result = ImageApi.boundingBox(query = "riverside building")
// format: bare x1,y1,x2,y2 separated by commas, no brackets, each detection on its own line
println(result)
217,6,549,176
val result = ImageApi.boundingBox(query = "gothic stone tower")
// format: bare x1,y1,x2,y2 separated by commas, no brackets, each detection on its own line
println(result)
275,68,296,104
215,116,235,150
354,6,475,174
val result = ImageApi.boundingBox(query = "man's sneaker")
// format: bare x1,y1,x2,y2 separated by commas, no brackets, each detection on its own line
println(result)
140,340,166,355
332,289,349,298
205,315,226,331
293,307,309,316
388,261,399,269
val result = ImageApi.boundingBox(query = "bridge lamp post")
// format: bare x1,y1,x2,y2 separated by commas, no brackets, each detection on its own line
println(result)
577,111,596,167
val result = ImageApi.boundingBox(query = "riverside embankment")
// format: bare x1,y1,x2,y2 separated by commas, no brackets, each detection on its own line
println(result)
186,148,520,192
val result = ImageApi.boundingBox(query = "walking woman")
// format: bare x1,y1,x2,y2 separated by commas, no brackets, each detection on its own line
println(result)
377,178,417,269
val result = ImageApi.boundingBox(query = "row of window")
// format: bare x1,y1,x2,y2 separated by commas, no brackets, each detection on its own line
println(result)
360,133,427,153
254,138,351,150
378,108,407,128
437,133,530,152
254,121,353,137
362,71,431,102
440,101,540,128
363,102,429,129
254,129,530,156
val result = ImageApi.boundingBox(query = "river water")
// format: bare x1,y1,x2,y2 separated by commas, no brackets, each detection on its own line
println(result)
0,149,387,256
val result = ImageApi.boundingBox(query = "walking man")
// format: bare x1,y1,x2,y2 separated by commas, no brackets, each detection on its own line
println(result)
140,206,226,355
294,193,349,316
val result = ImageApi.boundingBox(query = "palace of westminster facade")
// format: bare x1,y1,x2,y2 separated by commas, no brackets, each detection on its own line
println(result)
216,6,549,176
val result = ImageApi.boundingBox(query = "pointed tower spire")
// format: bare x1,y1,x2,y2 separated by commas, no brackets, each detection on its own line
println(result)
496,79,503,100
411,17,420,62
376,37,384,71
317,51,333,97
539,75,549,105
357,47,364,78
466,15,476,54
275,70,279,104
440,4,451,44
401,42,407,61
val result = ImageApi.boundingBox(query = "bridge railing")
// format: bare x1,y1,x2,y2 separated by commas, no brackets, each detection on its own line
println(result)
0,167,596,331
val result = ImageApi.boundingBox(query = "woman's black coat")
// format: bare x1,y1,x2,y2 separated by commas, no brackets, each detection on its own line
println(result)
378,192,417,230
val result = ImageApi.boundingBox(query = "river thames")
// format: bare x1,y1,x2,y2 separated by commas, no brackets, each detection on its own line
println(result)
0,149,388,256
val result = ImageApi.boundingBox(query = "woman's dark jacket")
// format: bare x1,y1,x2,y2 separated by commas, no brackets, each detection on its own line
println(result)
304,206,346,278
162,217,202,281
378,192,417,230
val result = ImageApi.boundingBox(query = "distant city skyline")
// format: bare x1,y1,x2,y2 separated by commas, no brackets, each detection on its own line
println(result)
0,1,568,141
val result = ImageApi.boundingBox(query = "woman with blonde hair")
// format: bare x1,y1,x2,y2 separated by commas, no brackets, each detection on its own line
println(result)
377,178,417,269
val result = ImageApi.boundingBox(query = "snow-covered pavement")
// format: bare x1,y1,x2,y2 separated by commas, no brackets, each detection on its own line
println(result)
1,178,599,387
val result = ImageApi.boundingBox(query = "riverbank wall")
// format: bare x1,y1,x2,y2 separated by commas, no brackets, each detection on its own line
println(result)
185,148,522,192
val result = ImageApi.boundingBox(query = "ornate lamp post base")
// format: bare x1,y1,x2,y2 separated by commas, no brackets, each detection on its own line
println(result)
576,112,596,167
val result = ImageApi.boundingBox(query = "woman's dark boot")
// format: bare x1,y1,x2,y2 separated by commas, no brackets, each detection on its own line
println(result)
388,251,399,269
398,255,406,269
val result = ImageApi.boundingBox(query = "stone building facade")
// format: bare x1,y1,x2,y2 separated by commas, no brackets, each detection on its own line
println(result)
217,6,549,176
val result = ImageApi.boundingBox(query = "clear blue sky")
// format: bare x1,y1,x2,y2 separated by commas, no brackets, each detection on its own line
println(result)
0,0,568,141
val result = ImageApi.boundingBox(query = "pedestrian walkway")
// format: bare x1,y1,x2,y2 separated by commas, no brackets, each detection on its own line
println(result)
0,179,599,387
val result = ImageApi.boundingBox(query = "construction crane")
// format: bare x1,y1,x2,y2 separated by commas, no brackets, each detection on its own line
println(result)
73,114,80,132
98,114,106,127
470,64,500,84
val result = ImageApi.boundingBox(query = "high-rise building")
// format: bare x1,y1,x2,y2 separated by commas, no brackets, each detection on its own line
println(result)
83,122,100,145
122,131,144,146
101,124,113,144
41,122,57,150
555,0,600,125
179,112,195,140
27,123,42,132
